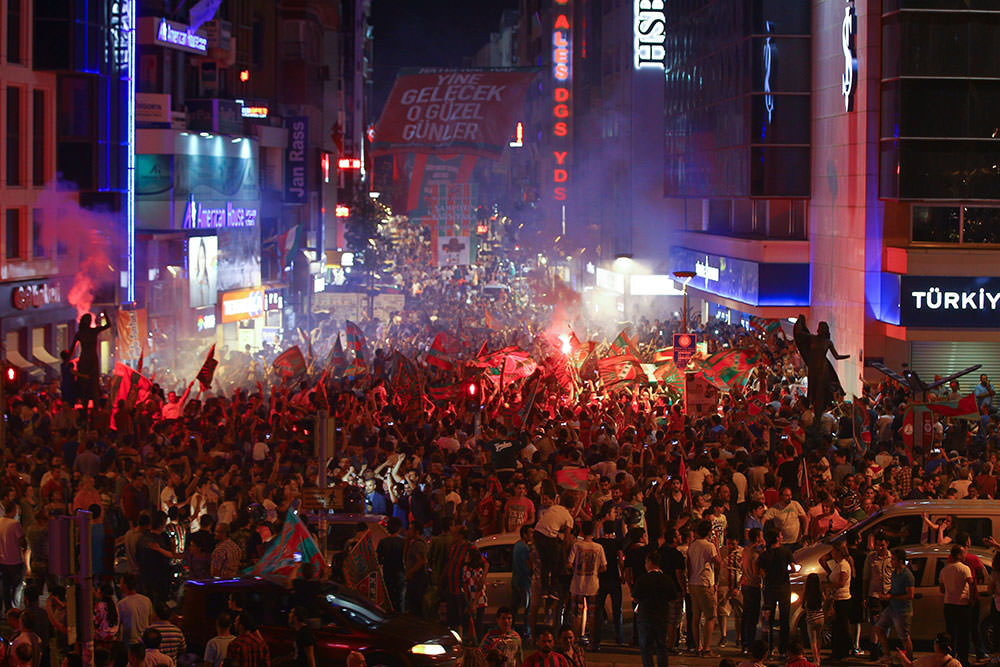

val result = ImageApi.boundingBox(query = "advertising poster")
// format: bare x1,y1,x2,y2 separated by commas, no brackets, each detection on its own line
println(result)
188,235,218,308
285,116,308,203
217,227,261,291
116,309,148,361
372,68,537,158
437,235,473,267
684,371,719,417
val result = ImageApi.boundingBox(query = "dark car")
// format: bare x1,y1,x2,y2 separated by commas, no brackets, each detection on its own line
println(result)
179,577,461,667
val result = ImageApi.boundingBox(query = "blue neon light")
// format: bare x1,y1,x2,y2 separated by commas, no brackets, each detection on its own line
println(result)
126,0,136,302
763,21,774,124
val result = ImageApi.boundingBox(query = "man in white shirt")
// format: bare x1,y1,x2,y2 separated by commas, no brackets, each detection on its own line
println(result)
534,492,574,590
161,381,194,420
762,487,807,549
939,544,975,666
686,519,721,656
0,503,25,611
117,573,153,646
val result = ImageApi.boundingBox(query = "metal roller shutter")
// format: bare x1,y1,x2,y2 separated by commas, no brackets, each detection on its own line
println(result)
909,341,1000,393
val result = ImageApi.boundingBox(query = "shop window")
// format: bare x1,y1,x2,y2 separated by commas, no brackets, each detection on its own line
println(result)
912,206,960,243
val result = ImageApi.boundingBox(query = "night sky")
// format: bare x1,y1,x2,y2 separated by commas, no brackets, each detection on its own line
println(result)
371,0,518,113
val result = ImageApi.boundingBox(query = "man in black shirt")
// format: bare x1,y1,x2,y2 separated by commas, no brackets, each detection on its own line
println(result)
657,526,687,652
757,528,795,656
377,516,406,611
632,550,679,667
593,520,623,648
136,511,176,603
289,606,316,667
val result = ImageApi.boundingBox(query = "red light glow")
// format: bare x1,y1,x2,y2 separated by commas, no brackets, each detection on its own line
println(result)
335,205,351,217
338,158,362,170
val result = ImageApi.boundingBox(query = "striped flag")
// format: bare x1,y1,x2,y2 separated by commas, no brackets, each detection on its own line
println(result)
195,344,218,391
345,320,365,351
243,510,325,581
273,345,307,379
343,531,392,610
927,393,979,420
749,315,782,336
609,330,640,358
327,334,347,371
426,332,459,370
342,355,367,378
693,349,760,389
597,354,644,387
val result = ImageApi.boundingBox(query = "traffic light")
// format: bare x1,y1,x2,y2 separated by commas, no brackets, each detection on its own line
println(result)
3,366,18,394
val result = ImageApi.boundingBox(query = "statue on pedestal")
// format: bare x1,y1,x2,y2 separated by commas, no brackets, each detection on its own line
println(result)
793,314,849,415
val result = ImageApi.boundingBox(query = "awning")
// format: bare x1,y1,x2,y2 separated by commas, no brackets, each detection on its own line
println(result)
31,328,60,365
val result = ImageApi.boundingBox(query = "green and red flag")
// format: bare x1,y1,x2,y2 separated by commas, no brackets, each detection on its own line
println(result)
597,354,644,387
343,530,392,610
426,332,460,370
927,393,980,420
388,352,419,397
273,345,307,379
195,344,218,391
652,356,685,394
342,355,368,378
327,334,347,371
609,330,640,358
244,509,325,581
750,315,782,336
693,349,761,389
427,381,465,402
345,320,365,351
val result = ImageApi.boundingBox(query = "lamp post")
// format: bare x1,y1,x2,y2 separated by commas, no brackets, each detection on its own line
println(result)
614,254,635,322
673,270,696,334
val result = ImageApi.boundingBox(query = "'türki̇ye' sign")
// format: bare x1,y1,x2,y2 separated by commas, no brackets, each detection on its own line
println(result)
372,69,536,158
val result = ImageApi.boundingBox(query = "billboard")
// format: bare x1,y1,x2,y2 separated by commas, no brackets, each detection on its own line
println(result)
188,235,218,308
217,227,261,291
372,68,537,158
285,116,308,203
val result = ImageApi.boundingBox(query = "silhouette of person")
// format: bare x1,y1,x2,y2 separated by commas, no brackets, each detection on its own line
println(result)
72,312,110,404
793,314,849,415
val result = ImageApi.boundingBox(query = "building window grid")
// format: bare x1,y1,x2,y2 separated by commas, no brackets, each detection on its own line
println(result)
5,208,22,260
6,86,21,186
912,205,1000,245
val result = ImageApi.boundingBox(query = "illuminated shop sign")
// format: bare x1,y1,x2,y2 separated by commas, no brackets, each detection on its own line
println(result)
12,282,62,310
552,0,572,203
220,288,264,323
841,0,858,111
182,198,258,229
633,0,665,70
671,247,810,307
240,106,268,118
196,313,216,331
156,18,208,54
894,275,1000,328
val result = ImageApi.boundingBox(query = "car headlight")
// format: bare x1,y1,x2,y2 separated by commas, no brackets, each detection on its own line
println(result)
411,644,446,656
790,592,800,605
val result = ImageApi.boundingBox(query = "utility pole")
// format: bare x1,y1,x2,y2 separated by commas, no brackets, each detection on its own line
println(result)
77,509,94,666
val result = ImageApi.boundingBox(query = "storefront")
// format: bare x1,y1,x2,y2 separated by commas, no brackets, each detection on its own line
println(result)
219,287,264,351
0,280,78,376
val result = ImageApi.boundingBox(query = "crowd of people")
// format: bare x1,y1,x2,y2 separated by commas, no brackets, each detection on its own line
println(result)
0,218,995,667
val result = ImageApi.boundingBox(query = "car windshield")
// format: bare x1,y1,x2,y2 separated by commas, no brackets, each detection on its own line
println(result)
828,507,885,544
324,588,388,629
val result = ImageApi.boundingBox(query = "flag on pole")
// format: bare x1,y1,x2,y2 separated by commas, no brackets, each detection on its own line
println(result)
243,510,325,581
609,330,640,358
273,346,307,379
798,458,813,505
597,354,644,387
342,355,368,378
692,349,761,389
749,316,782,336
927,393,980,420
195,344,218,391
328,334,347,371
277,224,302,267
110,362,152,430
343,530,392,610
345,321,365,351
426,332,458,370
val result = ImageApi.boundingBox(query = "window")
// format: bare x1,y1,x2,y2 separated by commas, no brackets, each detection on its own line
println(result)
31,208,44,258
32,90,44,186
912,206,960,243
912,206,1000,244
6,87,21,185
480,545,513,573
7,0,21,63
906,557,928,588
6,209,21,259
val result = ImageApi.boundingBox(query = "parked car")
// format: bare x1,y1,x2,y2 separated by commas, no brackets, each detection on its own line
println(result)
793,499,1000,579
788,543,993,646
179,576,461,667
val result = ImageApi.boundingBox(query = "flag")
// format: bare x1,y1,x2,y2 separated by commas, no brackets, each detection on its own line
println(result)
426,332,459,370
196,344,218,391
342,355,368,378
343,531,391,609
243,510,325,581
345,320,365,351
902,406,915,456
273,346,307,379
609,330,640,358
277,224,302,267
518,373,542,423
652,355,685,394
927,393,980,420
677,456,692,507
327,335,347,371
750,315,782,336
188,0,222,33
470,346,537,388
428,381,465,401
799,458,813,505
555,467,589,491
484,309,499,330
111,362,152,430
597,354,644,387
388,352,419,396
693,349,761,389
653,347,673,364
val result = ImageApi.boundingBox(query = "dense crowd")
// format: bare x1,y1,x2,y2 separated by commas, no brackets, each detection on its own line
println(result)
0,219,996,667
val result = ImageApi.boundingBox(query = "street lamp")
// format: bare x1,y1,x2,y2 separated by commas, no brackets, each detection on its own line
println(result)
673,270,696,334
